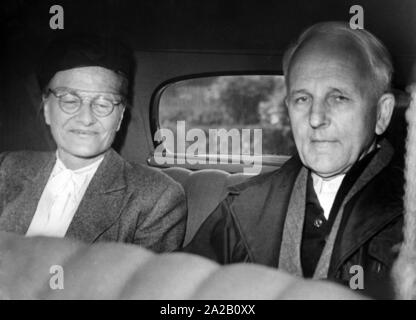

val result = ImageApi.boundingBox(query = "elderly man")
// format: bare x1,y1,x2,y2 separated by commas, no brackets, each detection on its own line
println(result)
0,35,186,252
184,22,403,298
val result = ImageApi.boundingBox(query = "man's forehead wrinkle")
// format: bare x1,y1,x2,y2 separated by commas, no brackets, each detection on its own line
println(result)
292,54,367,79
291,67,359,84
289,68,358,92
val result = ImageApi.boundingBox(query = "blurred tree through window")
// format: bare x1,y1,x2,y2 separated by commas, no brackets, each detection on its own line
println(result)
158,75,296,157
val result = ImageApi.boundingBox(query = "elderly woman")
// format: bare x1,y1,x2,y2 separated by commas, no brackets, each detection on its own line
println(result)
0,35,186,252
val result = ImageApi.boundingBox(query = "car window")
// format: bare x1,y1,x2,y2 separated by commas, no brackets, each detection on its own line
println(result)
151,75,296,173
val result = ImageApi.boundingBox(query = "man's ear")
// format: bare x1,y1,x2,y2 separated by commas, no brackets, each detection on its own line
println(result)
116,106,126,132
375,93,395,135
42,95,51,126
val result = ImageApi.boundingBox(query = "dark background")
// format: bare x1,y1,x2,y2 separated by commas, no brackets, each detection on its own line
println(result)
1,0,415,153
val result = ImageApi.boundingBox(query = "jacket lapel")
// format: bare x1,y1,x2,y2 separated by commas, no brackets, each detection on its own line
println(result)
65,149,131,243
228,156,303,267
0,152,56,235
329,140,402,274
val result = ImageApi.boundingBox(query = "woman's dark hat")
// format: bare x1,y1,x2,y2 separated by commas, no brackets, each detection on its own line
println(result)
37,34,134,91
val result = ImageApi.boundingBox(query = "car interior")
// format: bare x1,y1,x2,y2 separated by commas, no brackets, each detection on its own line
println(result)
1,0,416,299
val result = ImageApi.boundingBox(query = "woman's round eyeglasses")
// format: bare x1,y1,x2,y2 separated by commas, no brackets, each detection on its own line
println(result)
48,87,125,117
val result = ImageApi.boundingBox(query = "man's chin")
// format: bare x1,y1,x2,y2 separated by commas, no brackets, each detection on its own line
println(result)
305,160,345,178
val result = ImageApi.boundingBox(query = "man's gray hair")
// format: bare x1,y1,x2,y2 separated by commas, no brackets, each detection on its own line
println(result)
282,21,393,98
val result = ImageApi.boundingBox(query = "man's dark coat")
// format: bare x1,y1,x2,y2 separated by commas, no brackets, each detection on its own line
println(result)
185,140,403,298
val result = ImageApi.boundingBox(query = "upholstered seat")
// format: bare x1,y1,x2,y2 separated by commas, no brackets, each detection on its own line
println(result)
163,167,248,245
0,231,364,299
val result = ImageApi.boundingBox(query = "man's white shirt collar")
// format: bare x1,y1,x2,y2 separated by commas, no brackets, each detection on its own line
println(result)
311,173,345,220
310,142,379,219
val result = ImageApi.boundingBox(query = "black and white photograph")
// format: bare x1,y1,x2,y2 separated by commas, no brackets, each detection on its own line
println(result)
1,0,416,305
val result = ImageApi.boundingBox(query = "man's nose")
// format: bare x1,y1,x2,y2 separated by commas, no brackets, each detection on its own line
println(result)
309,100,329,128
75,101,97,126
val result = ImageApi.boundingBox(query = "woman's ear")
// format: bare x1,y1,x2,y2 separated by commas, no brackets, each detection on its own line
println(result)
116,106,126,132
284,96,289,108
42,95,51,126
375,93,395,135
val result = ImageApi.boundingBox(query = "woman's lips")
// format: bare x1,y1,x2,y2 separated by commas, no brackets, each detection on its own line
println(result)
310,138,337,143
69,129,98,136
